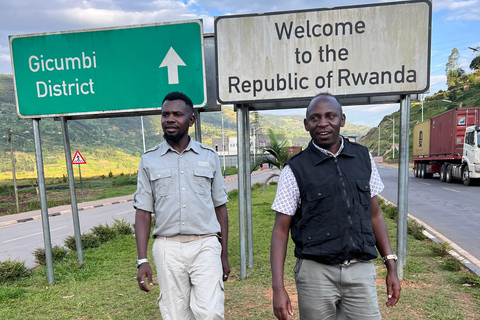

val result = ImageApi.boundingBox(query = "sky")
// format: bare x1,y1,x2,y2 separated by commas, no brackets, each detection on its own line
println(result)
0,0,478,126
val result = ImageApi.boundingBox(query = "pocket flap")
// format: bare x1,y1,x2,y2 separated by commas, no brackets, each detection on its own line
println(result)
306,185,332,202
149,169,172,181
194,167,214,179
356,180,370,192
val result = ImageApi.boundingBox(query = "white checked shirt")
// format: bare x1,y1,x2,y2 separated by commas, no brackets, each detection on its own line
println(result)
271,138,384,216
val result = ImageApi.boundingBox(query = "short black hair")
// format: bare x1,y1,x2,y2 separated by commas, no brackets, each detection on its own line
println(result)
312,92,341,105
162,92,194,109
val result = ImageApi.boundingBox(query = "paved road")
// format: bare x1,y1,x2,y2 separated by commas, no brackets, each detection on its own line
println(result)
377,164,480,268
0,169,279,269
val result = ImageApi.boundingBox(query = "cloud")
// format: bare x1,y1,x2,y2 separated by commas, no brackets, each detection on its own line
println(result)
433,0,480,20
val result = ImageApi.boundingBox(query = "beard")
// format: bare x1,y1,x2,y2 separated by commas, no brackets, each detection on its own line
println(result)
163,131,185,143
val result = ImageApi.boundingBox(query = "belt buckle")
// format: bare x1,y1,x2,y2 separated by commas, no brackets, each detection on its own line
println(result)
340,260,351,266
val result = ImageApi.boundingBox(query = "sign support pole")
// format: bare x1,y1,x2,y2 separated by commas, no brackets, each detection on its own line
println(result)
78,164,84,203
244,109,253,268
396,95,411,280
194,110,202,143
32,119,54,284
60,117,84,264
236,105,247,279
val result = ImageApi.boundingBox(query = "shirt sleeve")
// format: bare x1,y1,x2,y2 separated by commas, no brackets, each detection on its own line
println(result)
211,152,229,207
369,153,384,197
132,157,155,213
271,165,300,216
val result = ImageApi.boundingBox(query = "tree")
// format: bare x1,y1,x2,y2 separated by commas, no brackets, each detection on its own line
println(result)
445,48,460,75
470,55,480,71
257,128,291,193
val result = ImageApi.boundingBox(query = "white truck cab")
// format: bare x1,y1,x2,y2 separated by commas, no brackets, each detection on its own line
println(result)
462,125,480,185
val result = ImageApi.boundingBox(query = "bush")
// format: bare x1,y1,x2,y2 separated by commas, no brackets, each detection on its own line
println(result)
0,260,28,283
33,245,68,266
383,205,397,220
407,220,428,240
441,257,464,272
64,233,101,251
431,241,451,257
112,219,133,235
91,223,117,243
459,272,480,288
112,176,136,187
108,171,113,178
251,182,263,190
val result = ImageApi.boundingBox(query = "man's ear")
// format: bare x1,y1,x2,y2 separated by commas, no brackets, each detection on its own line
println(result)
304,118,309,131
340,114,346,127
189,113,196,127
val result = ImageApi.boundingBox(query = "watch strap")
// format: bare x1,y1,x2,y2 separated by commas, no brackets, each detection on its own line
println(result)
382,254,398,264
136,258,149,268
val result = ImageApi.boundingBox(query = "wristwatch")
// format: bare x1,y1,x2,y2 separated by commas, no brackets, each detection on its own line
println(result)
382,254,398,264
136,258,149,268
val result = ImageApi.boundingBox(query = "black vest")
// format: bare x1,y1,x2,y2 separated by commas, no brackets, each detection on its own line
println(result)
288,139,378,264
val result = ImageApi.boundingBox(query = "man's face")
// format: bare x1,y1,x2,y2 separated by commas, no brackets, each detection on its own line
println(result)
161,99,195,143
304,96,345,153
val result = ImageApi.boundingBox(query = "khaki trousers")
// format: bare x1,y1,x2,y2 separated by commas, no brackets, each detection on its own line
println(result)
152,236,225,320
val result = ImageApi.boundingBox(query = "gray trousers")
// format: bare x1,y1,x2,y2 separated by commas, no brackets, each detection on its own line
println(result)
294,259,381,320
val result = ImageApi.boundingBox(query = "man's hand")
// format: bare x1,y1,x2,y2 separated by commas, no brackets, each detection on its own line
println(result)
385,268,401,307
221,256,231,282
273,287,293,320
136,263,154,292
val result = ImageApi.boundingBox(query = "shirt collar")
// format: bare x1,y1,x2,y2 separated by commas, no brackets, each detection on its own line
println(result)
312,137,344,158
158,138,200,156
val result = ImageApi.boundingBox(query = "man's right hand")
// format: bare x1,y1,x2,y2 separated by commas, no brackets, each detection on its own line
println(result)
273,287,293,320
136,263,154,292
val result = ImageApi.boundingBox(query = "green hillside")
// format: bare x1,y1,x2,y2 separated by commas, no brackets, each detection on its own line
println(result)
359,76,480,161
0,74,369,181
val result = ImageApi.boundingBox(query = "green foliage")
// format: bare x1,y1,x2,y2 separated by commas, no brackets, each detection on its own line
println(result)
459,272,480,288
0,259,28,283
112,218,134,235
407,219,428,240
108,171,113,178
260,128,290,171
64,233,100,251
470,55,480,71
91,223,118,243
431,241,452,257
467,73,478,85
33,245,68,266
441,256,464,272
0,287,28,302
111,175,136,186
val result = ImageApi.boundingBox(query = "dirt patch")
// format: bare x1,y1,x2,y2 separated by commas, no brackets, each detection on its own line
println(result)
375,278,434,288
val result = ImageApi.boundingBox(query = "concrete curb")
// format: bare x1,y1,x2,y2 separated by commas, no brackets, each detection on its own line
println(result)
379,195,480,277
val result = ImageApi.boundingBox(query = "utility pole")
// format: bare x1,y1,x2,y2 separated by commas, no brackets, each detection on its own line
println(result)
8,129,20,213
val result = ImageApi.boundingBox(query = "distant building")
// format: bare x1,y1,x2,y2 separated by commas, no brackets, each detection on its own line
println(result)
212,134,269,156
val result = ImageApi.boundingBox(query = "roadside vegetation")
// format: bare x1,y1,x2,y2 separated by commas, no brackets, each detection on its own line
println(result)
1,185,479,319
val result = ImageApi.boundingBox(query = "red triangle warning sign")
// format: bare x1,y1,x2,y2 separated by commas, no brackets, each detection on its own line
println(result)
72,150,86,164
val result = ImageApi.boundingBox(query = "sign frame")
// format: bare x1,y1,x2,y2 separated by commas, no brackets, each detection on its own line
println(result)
72,150,86,165
214,0,432,105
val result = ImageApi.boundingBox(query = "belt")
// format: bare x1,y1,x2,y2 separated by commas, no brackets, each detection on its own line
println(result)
339,258,359,266
160,234,217,243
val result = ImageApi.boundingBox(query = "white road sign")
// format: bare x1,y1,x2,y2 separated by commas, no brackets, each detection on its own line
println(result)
215,0,431,104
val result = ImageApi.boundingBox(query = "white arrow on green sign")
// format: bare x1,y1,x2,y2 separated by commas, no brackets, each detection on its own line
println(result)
9,20,206,119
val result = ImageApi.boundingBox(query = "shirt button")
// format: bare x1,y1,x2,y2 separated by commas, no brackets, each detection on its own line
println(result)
182,187,185,191
183,205,186,208
182,222,185,225
181,171,184,174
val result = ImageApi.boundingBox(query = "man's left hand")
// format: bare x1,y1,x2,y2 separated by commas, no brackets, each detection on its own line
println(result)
385,270,401,307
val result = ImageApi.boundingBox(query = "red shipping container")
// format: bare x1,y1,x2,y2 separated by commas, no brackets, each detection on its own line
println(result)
429,107,480,157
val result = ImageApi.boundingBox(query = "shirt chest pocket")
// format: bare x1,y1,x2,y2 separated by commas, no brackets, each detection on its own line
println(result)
194,167,214,195
356,180,371,206
149,169,173,197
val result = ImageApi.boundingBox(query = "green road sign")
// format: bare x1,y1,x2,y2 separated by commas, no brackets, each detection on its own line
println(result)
10,20,206,119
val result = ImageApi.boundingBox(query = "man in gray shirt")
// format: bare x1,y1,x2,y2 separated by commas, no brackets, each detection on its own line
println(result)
134,91,230,319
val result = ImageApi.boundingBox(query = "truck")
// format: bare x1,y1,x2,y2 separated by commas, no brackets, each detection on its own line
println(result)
412,107,480,186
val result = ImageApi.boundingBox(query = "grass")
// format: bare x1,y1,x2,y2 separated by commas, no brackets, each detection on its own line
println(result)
1,186,480,319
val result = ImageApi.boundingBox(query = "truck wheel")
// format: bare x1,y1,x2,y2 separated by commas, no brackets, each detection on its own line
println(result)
421,164,427,179
414,164,418,177
462,168,475,186
440,164,446,182
446,165,453,183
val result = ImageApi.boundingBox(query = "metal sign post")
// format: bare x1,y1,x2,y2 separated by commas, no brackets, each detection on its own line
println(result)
32,119,54,284
72,150,86,203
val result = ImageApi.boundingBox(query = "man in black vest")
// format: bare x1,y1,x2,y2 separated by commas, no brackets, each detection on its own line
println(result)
270,93,401,319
